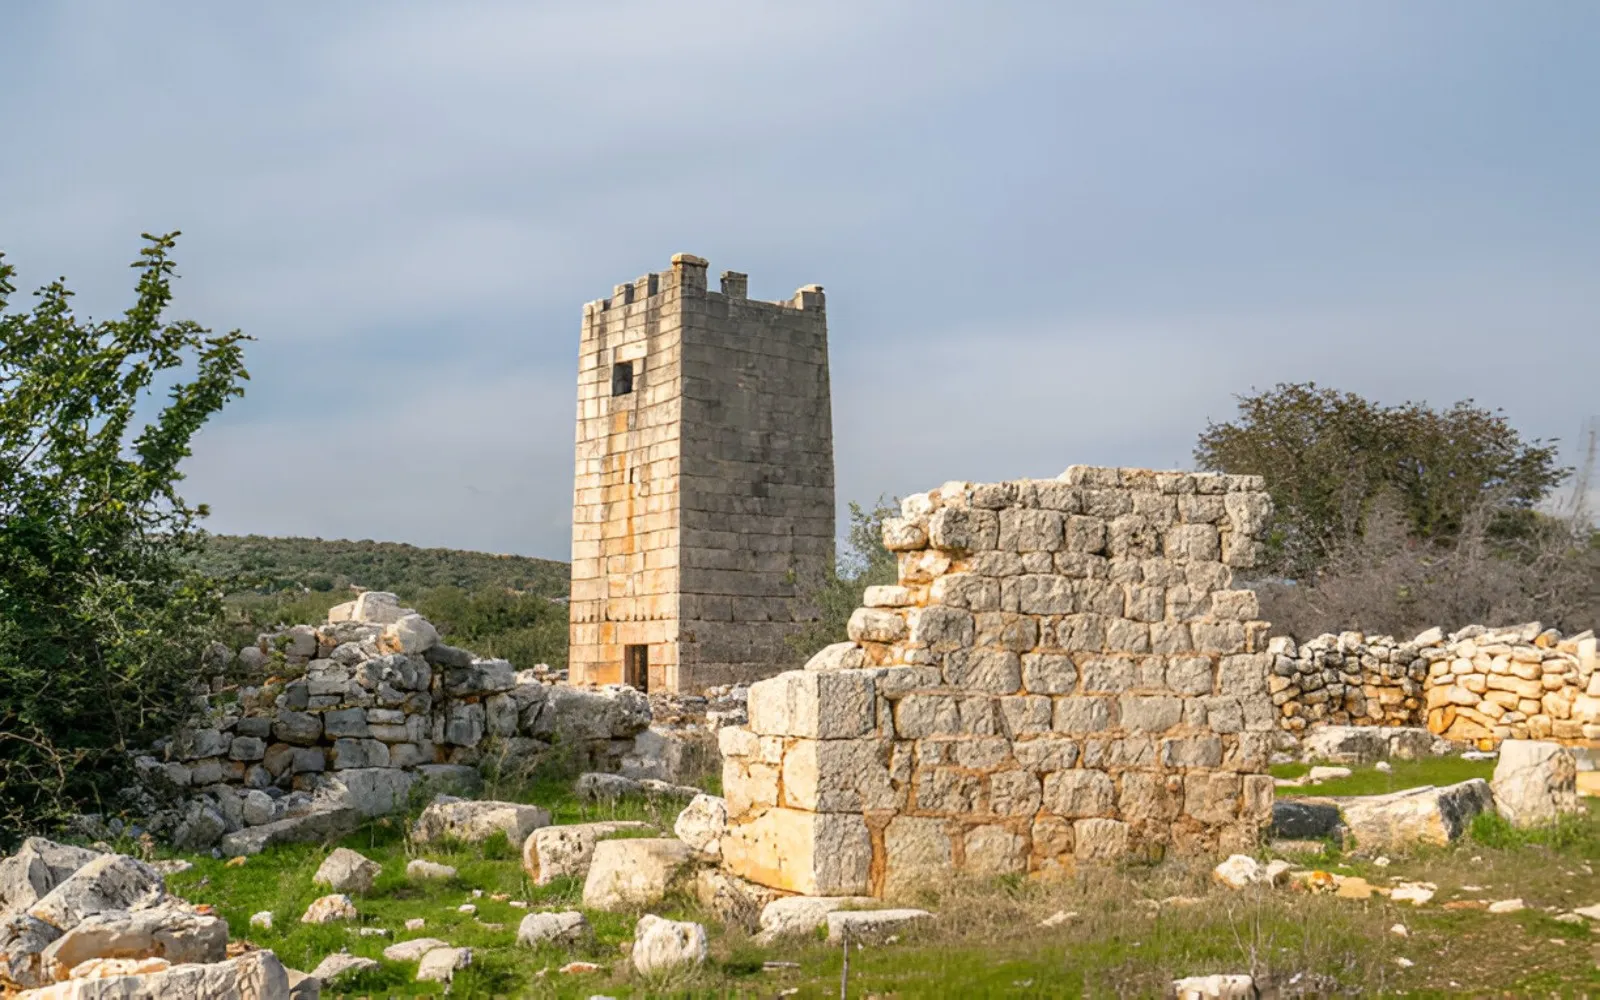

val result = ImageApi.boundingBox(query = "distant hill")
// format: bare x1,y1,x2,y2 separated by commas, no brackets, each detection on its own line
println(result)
196,535,570,598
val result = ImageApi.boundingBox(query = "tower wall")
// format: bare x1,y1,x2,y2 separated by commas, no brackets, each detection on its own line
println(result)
569,254,836,692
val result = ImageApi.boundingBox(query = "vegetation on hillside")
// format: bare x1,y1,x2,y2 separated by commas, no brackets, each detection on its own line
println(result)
0,234,248,845
196,534,568,598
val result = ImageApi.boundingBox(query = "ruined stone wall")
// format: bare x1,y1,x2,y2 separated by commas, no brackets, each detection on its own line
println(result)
1271,624,1599,745
718,467,1279,897
144,594,650,852
569,254,834,692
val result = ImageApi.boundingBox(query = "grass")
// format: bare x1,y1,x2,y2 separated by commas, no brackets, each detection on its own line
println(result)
118,777,1600,998
1270,755,1496,798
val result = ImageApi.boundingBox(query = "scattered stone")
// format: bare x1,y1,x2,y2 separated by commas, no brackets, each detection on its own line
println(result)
1390,923,1408,937
27,855,165,933
1308,766,1352,783
412,795,551,846
416,945,471,983
692,869,782,931
521,821,650,885
405,859,457,881
249,911,273,931
1334,876,1374,900
147,860,193,877
1040,910,1078,928
1487,898,1526,914
383,937,449,962
40,905,228,978
1572,903,1600,921
1171,973,1256,999
825,908,932,943
26,950,292,999
1394,957,1415,968
1338,780,1493,851
581,839,694,911
672,794,728,859
310,950,379,983
756,896,878,942
313,848,382,895
630,914,708,975
404,918,426,931
457,904,476,915
1391,883,1436,906
301,894,358,924
1270,801,1343,840
558,960,601,974
516,911,591,948
1212,855,1265,890
1492,740,1579,828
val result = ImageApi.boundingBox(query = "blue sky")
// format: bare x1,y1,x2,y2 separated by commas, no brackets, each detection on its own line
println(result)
2,2,1596,560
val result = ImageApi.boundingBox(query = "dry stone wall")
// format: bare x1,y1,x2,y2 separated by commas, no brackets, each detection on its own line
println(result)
1269,624,1599,745
137,593,650,852
718,467,1280,897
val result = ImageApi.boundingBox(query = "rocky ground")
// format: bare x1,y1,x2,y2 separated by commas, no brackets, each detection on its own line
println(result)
2,748,1597,998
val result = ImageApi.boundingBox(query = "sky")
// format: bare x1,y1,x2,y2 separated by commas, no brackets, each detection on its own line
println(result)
2,2,1597,561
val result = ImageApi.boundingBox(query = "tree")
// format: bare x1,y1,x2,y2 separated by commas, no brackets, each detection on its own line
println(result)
0,233,249,843
1195,383,1565,576
786,498,900,661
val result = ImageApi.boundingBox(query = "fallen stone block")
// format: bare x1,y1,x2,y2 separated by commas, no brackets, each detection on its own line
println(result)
755,896,876,943
27,856,165,933
1269,801,1343,840
521,821,649,885
672,794,727,859
1338,780,1493,852
580,839,694,911
693,869,783,932
312,849,381,895
515,911,590,948
824,908,932,943
308,951,377,986
1172,972,1257,999
415,946,470,983
16,949,291,999
220,807,360,857
0,840,103,914
404,860,456,881
381,938,449,962
631,915,707,975
300,895,356,924
412,796,550,846
1491,739,1579,828
39,905,227,980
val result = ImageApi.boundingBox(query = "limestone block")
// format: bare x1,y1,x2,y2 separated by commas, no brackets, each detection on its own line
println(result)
515,910,590,948
412,796,550,846
927,507,998,552
826,908,933,943
906,606,975,649
805,642,865,671
1053,696,1111,734
521,821,650,885
847,608,906,644
630,914,708,975
880,518,928,551
405,860,456,881
944,650,1022,693
301,894,357,924
722,809,872,895
415,946,471,983
1078,657,1136,693
0,839,101,914
27,856,164,933
930,573,1001,611
350,591,412,624
1012,737,1080,771
382,614,438,655
756,896,876,942
781,739,896,812
318,767,415,819
1119,695,1182,732
747,670,875,739
961,825,1028,876
882,816,952,895
219,806,360,857
312,848,381,895
580,839,694,911
1042,770,1115,817
1072,818,1129,860
1021,653,1077,695
1491,740,1578,828
673,794,728,857
1339,779,1493,851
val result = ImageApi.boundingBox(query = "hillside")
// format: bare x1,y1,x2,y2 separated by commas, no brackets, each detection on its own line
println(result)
196,534,569,598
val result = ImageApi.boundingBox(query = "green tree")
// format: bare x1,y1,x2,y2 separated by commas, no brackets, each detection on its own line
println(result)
787,498,899,661
1195,382,1565,576
0,233,249,843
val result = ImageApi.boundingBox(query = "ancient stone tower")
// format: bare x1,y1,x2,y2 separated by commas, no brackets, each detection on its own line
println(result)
568,253,835,693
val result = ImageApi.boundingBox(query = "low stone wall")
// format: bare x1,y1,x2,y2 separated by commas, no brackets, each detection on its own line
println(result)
718,467,1280,897
136,593,651,851
1269,624,1598,745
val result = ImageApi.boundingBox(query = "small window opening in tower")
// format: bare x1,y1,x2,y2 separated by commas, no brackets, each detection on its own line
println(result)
611,361,634,396
624,644,649,691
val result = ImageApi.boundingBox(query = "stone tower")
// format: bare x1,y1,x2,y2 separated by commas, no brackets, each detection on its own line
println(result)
568,253,835,693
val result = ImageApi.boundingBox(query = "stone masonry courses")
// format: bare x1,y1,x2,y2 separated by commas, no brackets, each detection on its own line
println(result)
568,253,836,694
718,466,1280,897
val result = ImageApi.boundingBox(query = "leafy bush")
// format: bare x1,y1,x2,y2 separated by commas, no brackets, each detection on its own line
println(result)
0,234,248,844
787,498,900,661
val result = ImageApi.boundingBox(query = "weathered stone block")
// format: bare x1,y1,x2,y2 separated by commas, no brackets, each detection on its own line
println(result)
722,809,871,895
747,670,876,739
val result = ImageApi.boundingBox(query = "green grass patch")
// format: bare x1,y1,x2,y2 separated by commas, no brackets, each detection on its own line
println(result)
1272,756,1494,798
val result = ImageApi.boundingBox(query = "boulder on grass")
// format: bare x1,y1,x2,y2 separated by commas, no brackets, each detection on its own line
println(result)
412,796,550,846
755,896,877,943
309,951,378,985
630,915,707,976
1491,740,1579,828
415,946,471,983
672,795,727,859
515,911,590,948
825,908,932,943
312,849,381,895
521,821,649,885
1338,779,1493,852
581,839,694,912
17,949,291,1000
